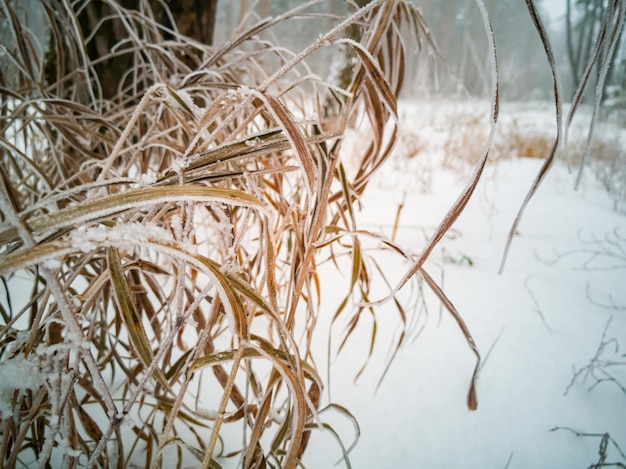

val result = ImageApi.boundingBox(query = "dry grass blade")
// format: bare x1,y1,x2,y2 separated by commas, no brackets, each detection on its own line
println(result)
157,130,335,185
563,1,625,179
253,92,318,195
420,268,480,410
107,247,172,391
340,38,398,118
242,389,273,468
0,185,263,245
191,342,314,469
0,239,75,274
202,347,244,469
499,0,563,273
573,1,625,189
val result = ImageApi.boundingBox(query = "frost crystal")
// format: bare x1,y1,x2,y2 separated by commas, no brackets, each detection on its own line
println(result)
197,407,219,419
0,354,43,419
245,137,261,147
171,158,188,174
237,85,251,97
139,173,156,185
69,222,199,258
175,89,203,116
171,214,183,239
42,258,62,270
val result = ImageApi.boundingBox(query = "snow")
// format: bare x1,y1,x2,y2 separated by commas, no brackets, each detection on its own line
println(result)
302,101,626,468
138,173,156,185
0,352,44,419
245,137,262,147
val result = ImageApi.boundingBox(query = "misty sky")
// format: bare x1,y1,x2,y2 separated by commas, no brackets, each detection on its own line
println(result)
544,0,566,24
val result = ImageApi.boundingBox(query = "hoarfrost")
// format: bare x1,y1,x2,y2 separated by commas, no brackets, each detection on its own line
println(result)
237,85,251,97
226,86,252,100
171,158,188,174
175,88,204,117
245,137,261,147
69,222,198,257
138,173,156,185
220,248,241,276
197,407,219,419
42,258,62,270
171,214,183,240
0,354,44,419
70,227,98,253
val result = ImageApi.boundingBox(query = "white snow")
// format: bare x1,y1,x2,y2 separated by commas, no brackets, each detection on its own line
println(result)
0,353,44,419
302,100,626,468
138,173,156,185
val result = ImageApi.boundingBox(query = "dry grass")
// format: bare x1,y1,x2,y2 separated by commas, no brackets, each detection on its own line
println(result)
568,129,626,213
394,100,624,215
1,0,623,467
0,1,460,467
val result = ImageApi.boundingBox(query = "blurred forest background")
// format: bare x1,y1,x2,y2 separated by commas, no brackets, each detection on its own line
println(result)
3,0,625,107
215,0,626,107
252,1,624,103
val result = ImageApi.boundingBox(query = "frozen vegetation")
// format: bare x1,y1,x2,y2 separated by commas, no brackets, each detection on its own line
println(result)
1,1,625,468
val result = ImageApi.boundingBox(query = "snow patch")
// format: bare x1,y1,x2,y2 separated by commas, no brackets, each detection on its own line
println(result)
0,354,44,419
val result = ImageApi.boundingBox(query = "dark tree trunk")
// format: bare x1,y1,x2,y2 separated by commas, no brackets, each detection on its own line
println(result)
160,0,218,46
60,0,218,100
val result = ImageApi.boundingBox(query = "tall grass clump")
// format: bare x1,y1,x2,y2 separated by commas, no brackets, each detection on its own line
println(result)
1,0,621,467
0,0,470,467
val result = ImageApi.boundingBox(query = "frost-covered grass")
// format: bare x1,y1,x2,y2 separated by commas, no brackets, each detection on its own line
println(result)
0,1,437,467
1,1,625,468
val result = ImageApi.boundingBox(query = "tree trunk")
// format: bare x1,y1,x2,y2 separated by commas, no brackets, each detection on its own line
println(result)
59,0,218,100
322,0,372,120
566,0,580,86
161,0,218,46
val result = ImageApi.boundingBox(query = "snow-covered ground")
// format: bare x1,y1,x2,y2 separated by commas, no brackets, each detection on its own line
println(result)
304,101,626,468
